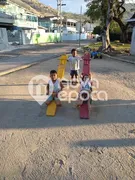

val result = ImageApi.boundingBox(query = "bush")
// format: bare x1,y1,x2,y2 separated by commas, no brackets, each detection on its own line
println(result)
93,26,102,35
110,33,121,41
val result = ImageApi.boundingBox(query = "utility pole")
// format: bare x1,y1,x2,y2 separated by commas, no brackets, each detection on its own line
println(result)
57,0,66,42
59,0,62,42
57,0,60,33
79,5,82,47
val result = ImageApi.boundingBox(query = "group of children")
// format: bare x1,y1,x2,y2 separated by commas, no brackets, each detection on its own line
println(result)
91,48,102,59
46,49,92,107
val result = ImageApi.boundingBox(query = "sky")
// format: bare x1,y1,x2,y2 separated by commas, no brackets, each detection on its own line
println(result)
40,0,87,14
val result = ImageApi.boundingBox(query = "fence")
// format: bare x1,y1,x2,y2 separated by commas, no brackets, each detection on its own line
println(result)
62,33,88,41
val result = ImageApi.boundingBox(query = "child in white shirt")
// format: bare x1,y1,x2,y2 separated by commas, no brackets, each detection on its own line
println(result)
77,74,92,106
68,49,81,82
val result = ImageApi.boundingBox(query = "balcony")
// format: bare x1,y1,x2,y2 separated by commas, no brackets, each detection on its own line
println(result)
13,14,38,29
0,12,14,26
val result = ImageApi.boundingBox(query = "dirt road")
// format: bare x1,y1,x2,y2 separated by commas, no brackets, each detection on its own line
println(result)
0,55,135,180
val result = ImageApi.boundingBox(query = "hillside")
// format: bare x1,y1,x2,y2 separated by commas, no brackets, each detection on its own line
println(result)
21,0,57,17
10,0,89,21
62,12,89,22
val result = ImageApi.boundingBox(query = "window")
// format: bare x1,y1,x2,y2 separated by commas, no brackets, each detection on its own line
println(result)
67,22,70,26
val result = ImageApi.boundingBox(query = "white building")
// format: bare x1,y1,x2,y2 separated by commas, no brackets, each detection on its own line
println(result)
63,19,78,33
76,21,99,33
127,17,135,55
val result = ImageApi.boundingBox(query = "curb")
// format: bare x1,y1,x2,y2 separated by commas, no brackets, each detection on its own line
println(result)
0,43,56,54
103,53,135,65
0,53,67,77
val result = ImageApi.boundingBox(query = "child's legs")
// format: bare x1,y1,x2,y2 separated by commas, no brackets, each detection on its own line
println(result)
77,92,83,106
70,70,74,79
75,70,78,79
46,95,53,105
77,99,83,106
54,97,62,106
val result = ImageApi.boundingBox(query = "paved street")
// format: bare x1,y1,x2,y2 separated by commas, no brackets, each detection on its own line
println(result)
0,45,135,179
0,43,76,73
0,40,93,74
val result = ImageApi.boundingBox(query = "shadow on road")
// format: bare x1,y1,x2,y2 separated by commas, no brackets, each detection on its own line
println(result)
0,98,135,129
72,138,135,148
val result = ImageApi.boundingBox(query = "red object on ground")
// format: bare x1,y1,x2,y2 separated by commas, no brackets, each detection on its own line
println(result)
80,53,91,119
80,103,89,119
82,53,91,75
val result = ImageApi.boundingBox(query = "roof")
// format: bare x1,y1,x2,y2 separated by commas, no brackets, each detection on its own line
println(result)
127,13,135,23
127,18,135,22
66,19,77,23
38,26,48,30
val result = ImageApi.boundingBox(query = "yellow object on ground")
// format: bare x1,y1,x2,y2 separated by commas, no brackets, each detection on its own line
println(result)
59,54,68,65
46,54,67,116
46,100,57,116
57,65,65,79
57,54,68,79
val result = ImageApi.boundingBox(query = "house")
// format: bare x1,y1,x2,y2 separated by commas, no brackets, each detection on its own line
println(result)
76,21,99,34
63,18,77,33
38,16,60,32
0,11,14,29
0,0,38,44
127,13,135,55
0,2,14,50
38,17,78,33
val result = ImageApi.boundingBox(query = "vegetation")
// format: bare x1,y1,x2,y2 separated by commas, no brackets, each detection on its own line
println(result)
85,0,135,48
84,42,130,53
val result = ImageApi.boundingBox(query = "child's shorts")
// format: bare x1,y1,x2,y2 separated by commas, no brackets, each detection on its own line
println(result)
46,95,60,103
70,70,78,77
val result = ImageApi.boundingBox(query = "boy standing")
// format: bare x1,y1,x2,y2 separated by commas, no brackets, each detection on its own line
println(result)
68,49,81,83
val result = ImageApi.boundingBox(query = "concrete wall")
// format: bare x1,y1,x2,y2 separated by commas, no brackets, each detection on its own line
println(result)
62,33,88,41
0,28,9,51
130,26,135,55
32,32,60,44
21,29,61,44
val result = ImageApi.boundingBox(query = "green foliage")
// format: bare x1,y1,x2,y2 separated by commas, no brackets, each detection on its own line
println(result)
110,21,121,34
87,42,130,51
85,0,108,25
93,26,102,34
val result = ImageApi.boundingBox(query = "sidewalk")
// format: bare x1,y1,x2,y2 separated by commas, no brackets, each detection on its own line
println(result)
103,53,135,65
0,43,78,76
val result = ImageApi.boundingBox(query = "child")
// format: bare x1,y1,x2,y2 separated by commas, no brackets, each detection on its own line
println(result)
46,70,64,106
77,74,92,106
68,49,81,83
91,48,98,59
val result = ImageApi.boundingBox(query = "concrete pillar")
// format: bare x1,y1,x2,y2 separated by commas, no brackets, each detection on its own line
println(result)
21,30,26,45
0,28,9,51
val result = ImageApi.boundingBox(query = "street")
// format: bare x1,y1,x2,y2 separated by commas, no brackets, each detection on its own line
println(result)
0,45,135,180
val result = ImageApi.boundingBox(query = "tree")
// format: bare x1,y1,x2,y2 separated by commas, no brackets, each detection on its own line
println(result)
102,0,114,49
113,0,129,42
85,0,134,43
93,26,102,34
85,0,113,49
